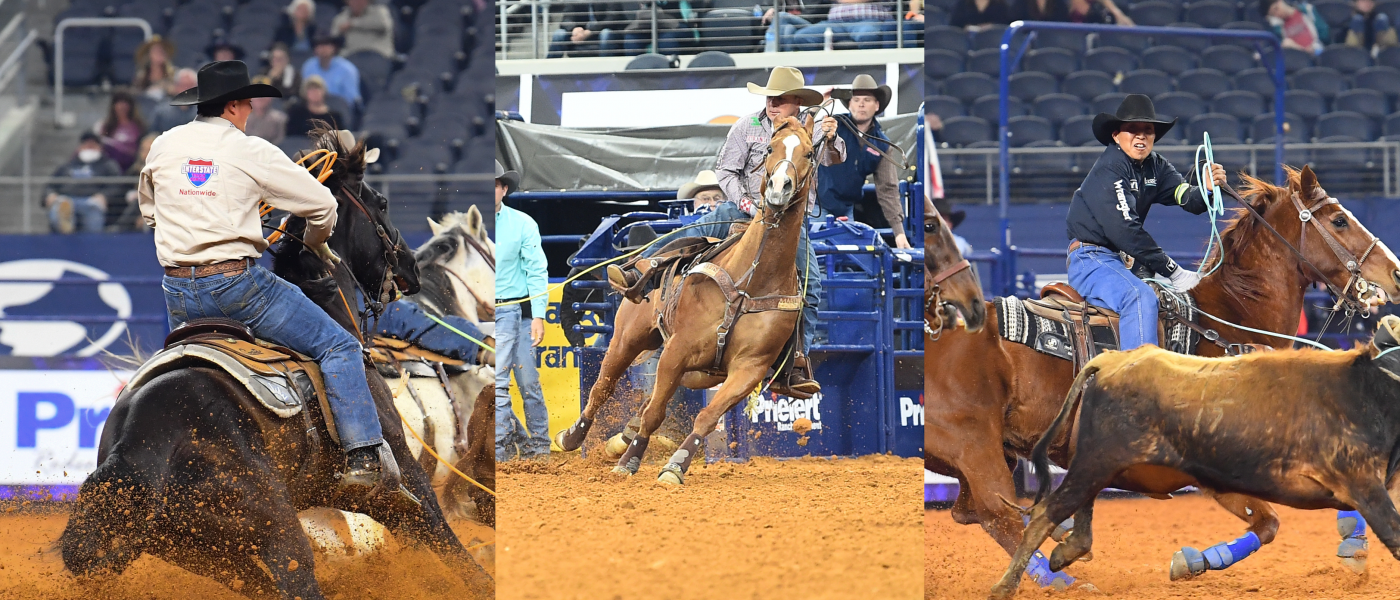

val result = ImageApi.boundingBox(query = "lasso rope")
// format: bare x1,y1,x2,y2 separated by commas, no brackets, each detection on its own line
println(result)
1193,132,1228,278
391,372,496,497
1193,305,1332,351
422,311,495,353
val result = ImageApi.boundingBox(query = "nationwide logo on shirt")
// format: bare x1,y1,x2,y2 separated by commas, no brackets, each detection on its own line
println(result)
181,158,218,188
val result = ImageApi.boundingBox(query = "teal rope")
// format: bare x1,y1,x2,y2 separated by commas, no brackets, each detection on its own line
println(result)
1378,346,1400,359
1194,132,1227,278
422,311,495,353
1194,307,1332,351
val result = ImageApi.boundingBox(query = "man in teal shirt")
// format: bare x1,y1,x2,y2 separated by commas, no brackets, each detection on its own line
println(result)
494,160,550,461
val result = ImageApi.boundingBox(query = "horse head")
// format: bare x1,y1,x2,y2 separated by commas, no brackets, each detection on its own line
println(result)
1231,165,1400,311
925,201,986,335
761,115,816,212
418,206,496,325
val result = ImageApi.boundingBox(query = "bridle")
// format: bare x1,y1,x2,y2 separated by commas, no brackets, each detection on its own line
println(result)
923,211,972,340
435,225,497,321
731,121,818,291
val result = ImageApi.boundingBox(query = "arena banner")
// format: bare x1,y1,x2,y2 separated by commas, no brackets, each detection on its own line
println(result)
0,368,130,486
497,114,917,193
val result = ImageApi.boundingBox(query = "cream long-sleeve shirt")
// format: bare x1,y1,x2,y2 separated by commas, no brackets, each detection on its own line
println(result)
139,116,338,267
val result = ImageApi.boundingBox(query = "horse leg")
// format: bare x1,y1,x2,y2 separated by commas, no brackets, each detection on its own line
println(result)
1337,509,1369,573
244,496,326,600
1169,491,1275,581
1348,480,1400,563
1048,503,1094,571
656,361,768,485
556,305,660,451
610,345,688,476
989,458,1116,600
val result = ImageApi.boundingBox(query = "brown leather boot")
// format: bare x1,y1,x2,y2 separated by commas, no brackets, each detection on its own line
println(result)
606,264,639,297
769,353,820,399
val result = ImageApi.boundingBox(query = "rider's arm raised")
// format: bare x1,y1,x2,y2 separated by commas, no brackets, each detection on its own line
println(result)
248,137,339,246
1082,161,1180,277
1153,156,1209,216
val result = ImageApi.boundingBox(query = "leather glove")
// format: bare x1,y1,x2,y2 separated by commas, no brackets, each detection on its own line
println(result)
313,242,341,265
1168,267,1201,291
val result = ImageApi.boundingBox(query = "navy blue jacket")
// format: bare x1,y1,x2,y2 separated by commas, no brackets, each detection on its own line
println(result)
817,116,889,215
1066,145,1209,277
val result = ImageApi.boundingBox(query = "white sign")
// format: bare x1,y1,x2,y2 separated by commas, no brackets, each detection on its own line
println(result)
0,370,131,485
0,259,132,357
899,395,923,427
560,85,841,128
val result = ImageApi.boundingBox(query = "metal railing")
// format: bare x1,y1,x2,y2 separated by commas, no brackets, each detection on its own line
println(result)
496,0,923,60
53,17,152,127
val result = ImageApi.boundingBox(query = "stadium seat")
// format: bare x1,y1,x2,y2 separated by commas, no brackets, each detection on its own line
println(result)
1319,44,1371,74
1313,0,1355,30
1035,29,1088,54
1097,30,1151,52
1177,68,1232,99
1008,71,1057,102
926,25,969,53
1183,0,1237,27
1130,1,1182,27
1210,90,1266,121
967,48,1002,76
1084,46,1137,74
1120,69,1173,97
939,116,993,147
1153,91,1205,120
1250,112,1308,142
59,28,104,87
1032,93,1087,126
109,26,148,85
1017,139,1075,174
944,72,999,104
119,2,171,35
926,95,966,119
346,50,392,101
698,9,759,53
927,49,964,80
625,53,672,70
1383,112,1400,137
1316,111,1376,140
1379,45,1400,69
1199,45,1255,75
1313,135,1370,167
1160,22,1213,52
970,25,1008,51
1233,67,1277,97
1142,45,1197,76
1061,71,1115,102
1187,113,1243,143
1006,115,1055,147
1334,88,1389,120
1060,114,1098,147
1024,48,1078,78
1281,89,1327,121
971,94,1026,122
171,2,225,34
1092,92,1130,114
1352,65,1400,97
1291,66,1347,98
688,50,736,68
1239,1,1267,23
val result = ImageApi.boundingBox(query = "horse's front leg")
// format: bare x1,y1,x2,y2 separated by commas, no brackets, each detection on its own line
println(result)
555,303,661,452
611,343,691,476
655,357,769,485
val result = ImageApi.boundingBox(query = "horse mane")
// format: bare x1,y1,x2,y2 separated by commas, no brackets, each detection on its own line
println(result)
1196,166,1303,306
306,119,367,182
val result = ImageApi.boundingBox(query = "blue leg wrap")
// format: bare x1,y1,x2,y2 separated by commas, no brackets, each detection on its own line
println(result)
1337,510,1366,539
1200,531,1261,570
1026,550,1076,589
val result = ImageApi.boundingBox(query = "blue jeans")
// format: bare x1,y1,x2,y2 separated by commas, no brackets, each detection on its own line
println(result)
642,202,820,349
790,20,888,51
765,13,810,51
1067,245,1158,350
495,304,549,460
161,264,384,450
376,299,487,364
48,195,106,233
547,27,617,57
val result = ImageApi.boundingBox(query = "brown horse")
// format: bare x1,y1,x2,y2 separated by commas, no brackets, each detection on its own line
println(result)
924,199,987,336
927,166,1400,585
553,115,826,484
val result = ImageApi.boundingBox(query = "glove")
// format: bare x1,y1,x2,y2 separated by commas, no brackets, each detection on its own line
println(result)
1168,267,1201,291
313,242,341,265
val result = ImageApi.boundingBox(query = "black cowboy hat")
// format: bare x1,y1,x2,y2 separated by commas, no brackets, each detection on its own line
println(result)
170,60,281,106
496,159,519,195
830,74,892,116
1091,93,1177,146
932,196,965,229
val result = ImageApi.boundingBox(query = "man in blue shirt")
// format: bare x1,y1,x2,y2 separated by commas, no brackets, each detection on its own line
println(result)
300,34,361,107
494,160,550,461
821,74,910,249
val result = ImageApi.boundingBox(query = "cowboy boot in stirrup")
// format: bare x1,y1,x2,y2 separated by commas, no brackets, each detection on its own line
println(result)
339,444,384,494
606,264,639,298
769,352,820,399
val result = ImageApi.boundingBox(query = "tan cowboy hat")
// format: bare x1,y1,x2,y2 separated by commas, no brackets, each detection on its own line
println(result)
830,74,892,116
677,170,721,200
747,67,823,106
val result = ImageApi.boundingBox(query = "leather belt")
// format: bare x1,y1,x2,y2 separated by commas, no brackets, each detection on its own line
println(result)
1068,240,1100,253
164,258,251,279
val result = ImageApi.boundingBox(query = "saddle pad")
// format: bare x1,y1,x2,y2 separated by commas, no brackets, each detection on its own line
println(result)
124,344,316,418
993,296,1076,361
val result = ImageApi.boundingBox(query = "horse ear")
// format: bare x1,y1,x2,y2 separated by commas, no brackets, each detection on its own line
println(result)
1299,165,1320,199
427,217,442,236
466,205,483,233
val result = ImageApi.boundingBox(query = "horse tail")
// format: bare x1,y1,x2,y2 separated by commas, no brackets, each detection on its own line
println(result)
1031,364,1100,506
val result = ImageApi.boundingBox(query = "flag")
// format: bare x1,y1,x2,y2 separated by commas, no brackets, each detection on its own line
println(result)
925,114,944,201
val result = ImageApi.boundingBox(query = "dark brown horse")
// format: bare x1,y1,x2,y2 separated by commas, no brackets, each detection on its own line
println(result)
927,166,1400,584
553,115,828,484
924,199,987,337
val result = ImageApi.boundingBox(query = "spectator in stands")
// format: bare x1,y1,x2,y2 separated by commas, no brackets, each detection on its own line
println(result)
118,133,159,232
148,69,199,133
1344,0,1398,52
246,79,288,144
495,160,551,462
1264,0,1329,54
678,169,724,211
301,34,362,107
285,75,346,139
332,0,396,59
822,75,909,248
1067,0,1133,24
949,0,1012,29
617,0,703,55
278,0,319,56
44,133,122,234
94,91,146,172
134,36,175,101
548,2,623,58
1013,0,1069,21
791,0,897,50
762,0,829,51
263,43,302,99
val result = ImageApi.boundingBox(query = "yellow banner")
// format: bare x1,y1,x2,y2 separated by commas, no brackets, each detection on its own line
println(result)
507,283,601,440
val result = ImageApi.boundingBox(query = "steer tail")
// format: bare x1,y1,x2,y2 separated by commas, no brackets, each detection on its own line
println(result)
1031,364,1100,506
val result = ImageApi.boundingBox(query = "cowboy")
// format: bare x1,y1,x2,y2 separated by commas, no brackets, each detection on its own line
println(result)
138,60,390,493
932,196,971,257
822,74,910,249
606,66,844,397
495,160,551,461
679,169,724,212
1067,93,1226,351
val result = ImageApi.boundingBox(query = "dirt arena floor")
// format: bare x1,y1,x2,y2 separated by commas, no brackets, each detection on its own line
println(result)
0,505,494,600
927,494,1400,599
498,452,924,600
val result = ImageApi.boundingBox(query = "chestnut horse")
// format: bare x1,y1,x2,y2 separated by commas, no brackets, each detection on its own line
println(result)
927,166,1400,583
924,199,987,336
554,115,827,484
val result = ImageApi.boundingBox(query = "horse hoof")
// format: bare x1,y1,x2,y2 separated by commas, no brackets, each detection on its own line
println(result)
604,433,628,460
609,466,633,476
1338,536,1368,573
1341,555,1368,574
1170,547,1206,581
657,470,683,486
